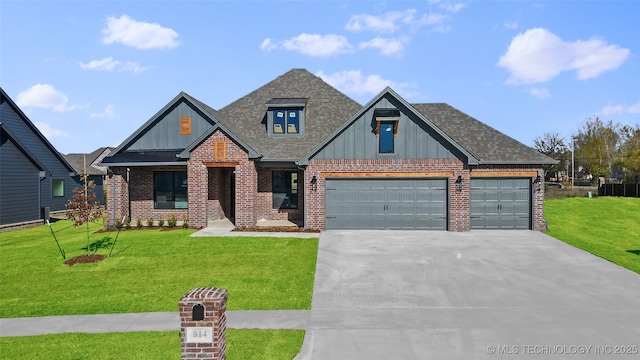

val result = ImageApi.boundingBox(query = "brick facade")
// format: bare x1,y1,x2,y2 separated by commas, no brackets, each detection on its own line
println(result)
305,158,469,231
304,159,546,231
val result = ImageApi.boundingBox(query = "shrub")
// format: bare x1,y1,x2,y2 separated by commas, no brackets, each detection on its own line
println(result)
157,218,165,227
147,217,154,227
167,215,178,228
182,215,189,229
136,218,143,229
124,218,131,229
114,219,123,229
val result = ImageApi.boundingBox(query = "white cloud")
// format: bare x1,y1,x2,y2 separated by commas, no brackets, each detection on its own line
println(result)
601,101,640,115
498,28,630,84
316,70,412,96
102,15,179,50
79,57,151,73
346,9,451,33
259,38,277,51
504,21,518,30
628,101,640,114
262,34,352,57
601,104,625,116
346,9,417,33
359,37,408,57
529,87,551,99
34,121,69,140
438,2,466,14
90,104,117,118
16,84,83,112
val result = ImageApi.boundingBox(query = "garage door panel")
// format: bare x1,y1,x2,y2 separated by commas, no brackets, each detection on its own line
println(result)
325,179,447,230
471,178,531,230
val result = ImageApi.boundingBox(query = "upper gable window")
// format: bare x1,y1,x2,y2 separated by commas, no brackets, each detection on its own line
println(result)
374,109,400,154
266,98,307,137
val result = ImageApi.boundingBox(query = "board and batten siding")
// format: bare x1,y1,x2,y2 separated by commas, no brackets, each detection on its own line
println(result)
0,131,41,225
0,100,75,214
312,95,459,160
128,100,215,150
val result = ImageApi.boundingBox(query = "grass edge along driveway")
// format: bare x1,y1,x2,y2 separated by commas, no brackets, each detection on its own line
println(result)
545,196,640,274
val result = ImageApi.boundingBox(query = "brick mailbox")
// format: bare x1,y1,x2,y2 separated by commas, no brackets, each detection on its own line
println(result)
179,288,228,359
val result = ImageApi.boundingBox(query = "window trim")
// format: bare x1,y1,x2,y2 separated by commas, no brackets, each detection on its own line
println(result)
154,171,188,209
267,107,305,137
272,170,298,209
52,179,65,197
376,120,398,154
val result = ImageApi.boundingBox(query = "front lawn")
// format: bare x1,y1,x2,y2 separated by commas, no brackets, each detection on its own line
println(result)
0,221,318,318
0,329,304,360
545,197,640,274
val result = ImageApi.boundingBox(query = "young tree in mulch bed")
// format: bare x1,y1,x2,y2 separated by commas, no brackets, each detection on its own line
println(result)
64,178,105,265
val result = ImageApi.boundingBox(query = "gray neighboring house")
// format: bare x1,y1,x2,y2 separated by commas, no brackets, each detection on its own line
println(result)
0,87,77,228
63,147,114,204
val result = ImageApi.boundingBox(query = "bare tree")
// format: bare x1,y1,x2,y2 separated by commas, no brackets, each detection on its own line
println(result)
533,132,568,180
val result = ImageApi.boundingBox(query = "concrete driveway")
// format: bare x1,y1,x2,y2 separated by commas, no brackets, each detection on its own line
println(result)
296,230,640,359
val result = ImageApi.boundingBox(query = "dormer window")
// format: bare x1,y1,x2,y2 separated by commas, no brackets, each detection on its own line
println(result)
266,98,307,137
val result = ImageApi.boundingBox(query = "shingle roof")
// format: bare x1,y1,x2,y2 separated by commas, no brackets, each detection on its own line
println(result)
64,147,114,175
412,103,556,164
215,69,362,161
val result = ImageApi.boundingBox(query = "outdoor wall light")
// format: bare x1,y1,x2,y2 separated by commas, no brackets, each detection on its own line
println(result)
455,175,463,192
310,175,318,192
533,175,543,192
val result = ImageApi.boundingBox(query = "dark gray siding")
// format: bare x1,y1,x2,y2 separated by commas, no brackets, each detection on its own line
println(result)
0,101,75,214
128,100,214,150
313,95,459,160
0,132,41,225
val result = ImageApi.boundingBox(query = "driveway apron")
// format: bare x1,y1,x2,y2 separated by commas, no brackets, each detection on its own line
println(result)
295,230,640,359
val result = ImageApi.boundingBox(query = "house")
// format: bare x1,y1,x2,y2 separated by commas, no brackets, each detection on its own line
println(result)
0,87,77,228
63,147,114,204
101,69,556,231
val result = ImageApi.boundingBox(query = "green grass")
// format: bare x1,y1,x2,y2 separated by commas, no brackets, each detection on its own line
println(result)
0,221,318,317
0,330,304,360
545,197,640,273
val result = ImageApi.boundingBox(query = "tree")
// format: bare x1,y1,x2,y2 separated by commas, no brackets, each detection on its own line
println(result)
573,116,620,180
66,178,103,255
533,132,568,181
619,124,640,182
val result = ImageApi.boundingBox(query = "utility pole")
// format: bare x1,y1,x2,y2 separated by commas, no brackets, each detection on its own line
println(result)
571,137,575,189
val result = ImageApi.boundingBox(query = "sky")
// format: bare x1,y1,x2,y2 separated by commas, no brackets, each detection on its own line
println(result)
1,0,639,155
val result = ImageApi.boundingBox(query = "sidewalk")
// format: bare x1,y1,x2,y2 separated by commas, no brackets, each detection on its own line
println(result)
0,311,310,337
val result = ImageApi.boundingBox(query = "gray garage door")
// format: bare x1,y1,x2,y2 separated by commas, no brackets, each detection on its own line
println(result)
325,178,448,230
470,178,531,229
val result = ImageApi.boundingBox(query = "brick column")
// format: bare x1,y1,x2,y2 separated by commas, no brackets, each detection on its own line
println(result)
234,161,257,227
179,288,228,360
188,161,209,228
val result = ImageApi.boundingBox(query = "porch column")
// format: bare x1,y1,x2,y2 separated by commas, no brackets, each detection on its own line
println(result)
188,161,209,228
234,161,257,228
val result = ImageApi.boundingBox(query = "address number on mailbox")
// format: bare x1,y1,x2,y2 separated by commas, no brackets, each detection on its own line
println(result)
186,327,213,343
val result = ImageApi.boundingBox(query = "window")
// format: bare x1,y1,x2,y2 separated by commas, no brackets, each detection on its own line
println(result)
52,179,64,197
154,171,188,209
272,171,298,209
378,122,395,153
273,109,299,134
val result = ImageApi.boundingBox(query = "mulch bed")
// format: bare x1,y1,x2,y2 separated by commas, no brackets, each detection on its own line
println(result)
64,254,106,266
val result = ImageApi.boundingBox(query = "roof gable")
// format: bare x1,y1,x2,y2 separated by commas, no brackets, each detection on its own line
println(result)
105,92,258,165
1,122,46,171
299,87,477,165
0,87,75,174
